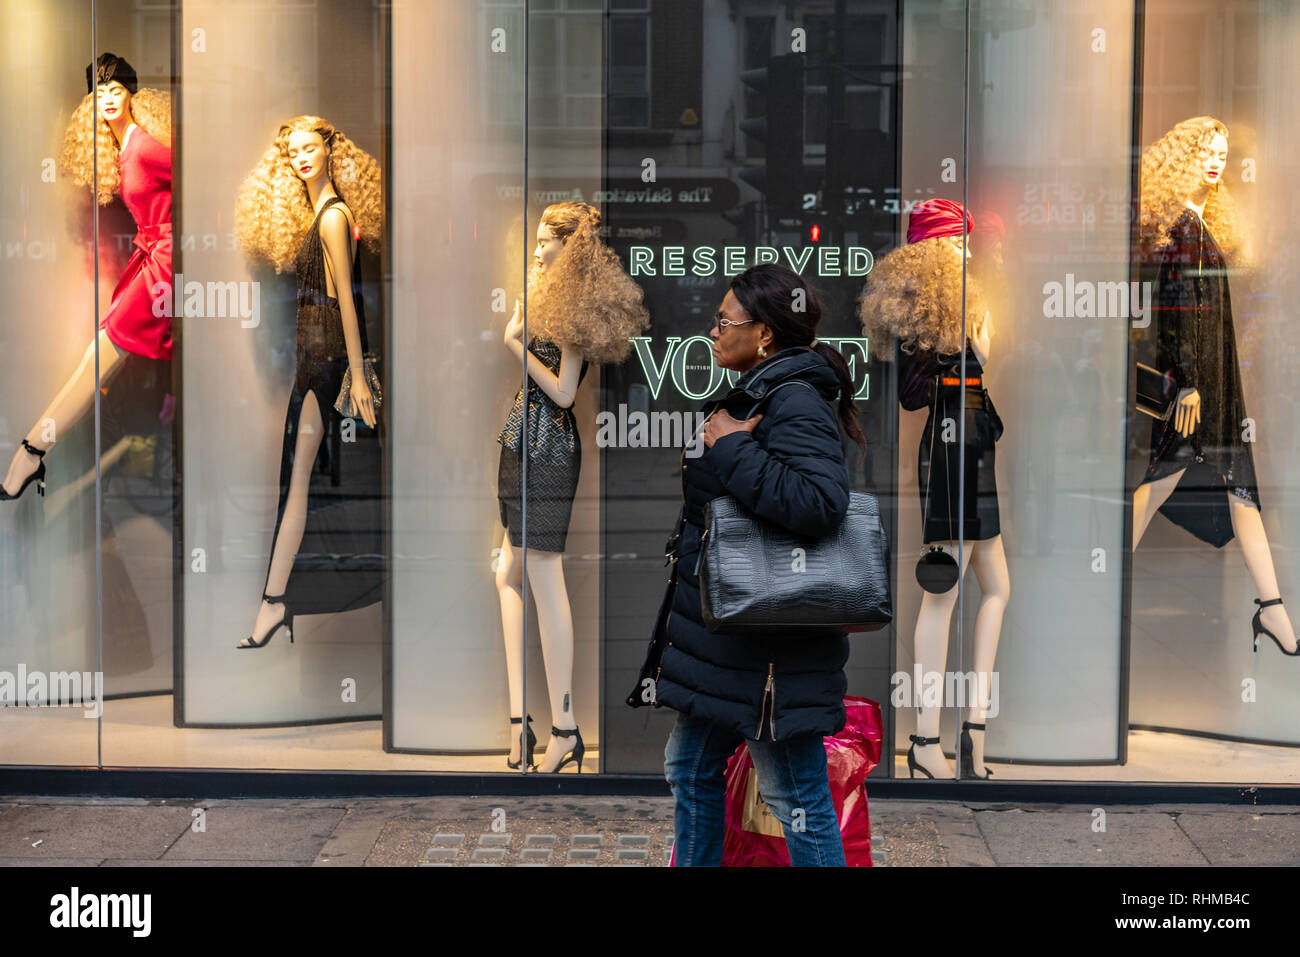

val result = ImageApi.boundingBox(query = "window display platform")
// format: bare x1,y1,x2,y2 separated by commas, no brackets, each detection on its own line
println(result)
892,729,1300,784
0,696,597,774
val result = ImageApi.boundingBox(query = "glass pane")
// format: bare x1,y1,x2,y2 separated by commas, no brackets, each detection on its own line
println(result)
109,0,393,769
386,0,529,770
1126,0,1300,779
959,0,1134,770
0,0,100,766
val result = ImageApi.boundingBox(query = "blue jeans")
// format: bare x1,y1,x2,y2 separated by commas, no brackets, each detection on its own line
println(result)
664,711,846,867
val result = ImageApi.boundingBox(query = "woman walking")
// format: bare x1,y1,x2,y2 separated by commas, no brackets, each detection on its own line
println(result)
651,263,865,866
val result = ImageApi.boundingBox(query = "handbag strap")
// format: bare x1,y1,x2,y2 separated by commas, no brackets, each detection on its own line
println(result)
740,378,820,419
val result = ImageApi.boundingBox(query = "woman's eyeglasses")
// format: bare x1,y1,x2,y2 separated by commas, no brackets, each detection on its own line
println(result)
712,315,753,331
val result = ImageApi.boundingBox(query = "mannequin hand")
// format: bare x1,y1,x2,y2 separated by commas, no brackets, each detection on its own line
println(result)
702,410,762,449
1174,387,1200,437
504,299,526,346
349,374,377,429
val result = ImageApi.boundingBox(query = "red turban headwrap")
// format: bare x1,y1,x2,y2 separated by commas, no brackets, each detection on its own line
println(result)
906,199,974,244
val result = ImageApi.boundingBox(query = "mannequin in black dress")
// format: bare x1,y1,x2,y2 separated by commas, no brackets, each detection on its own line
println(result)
495,201,648,771
860,199,1009,780
233,116,384,650
1133,116,1296,657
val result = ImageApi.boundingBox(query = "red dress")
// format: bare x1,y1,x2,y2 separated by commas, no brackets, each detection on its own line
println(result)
98,125,173,361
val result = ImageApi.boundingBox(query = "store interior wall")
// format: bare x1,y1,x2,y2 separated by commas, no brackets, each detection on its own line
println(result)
389,0,602,754
93,0,176,702
0,0,100,764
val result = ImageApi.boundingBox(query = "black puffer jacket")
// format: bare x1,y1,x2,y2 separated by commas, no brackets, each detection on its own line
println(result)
653,346,852,742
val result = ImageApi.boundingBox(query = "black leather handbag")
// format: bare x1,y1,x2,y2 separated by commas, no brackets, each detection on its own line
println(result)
697,490,893,634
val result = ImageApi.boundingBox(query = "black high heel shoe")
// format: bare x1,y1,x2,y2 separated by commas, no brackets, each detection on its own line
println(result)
960,721,994,779
1252,597,1299,656
507,715,537,770
906,734,941,779
236,592,294,649
0,439,47,501
538,726,584,773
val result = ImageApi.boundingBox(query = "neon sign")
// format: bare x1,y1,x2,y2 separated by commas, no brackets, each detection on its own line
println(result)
630,336,871,401
628,245,874,278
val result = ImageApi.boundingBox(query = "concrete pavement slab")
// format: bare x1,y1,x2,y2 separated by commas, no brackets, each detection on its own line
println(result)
0,857,104,866
0,804,191,860
1174,810,1300,865
163,806,346,862
973,808,1208,866
101,859,310,867
314,801,422,867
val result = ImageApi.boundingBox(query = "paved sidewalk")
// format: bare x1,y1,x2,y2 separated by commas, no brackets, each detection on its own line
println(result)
1,795,1298,866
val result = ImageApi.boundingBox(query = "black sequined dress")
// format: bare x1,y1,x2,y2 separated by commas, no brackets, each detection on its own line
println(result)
497,337,589,554
261,196,384,614
1141,208,1258,548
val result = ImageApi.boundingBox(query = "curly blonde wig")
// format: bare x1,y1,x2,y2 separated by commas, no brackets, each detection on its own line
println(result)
526,201,650,365
1139,116,1242,260
60,88,171,206
857,237,985,356
235,115,383,274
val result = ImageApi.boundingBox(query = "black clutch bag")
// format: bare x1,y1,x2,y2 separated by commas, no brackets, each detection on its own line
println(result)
697,491,893,635
1136,363,1174,420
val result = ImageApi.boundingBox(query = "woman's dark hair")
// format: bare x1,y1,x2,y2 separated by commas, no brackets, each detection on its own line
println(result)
729,263,866,447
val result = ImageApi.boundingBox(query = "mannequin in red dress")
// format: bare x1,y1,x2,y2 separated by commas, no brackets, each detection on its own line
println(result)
1,53,172,501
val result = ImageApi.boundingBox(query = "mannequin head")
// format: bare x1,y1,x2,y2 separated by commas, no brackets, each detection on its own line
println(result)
1140,116,1242,259
534,223,565,273
60,53,170,205
95,81,131,127
524,201,649,364
943,235,970,261
859,227,986,356
235,115,383,273
286,128,330,187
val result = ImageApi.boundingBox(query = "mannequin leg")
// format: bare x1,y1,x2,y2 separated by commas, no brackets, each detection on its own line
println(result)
963,535,1011,776
1229,495,1297,653
525,550,581,772
3,328,128,495
910,540,973,778
495,533,529,764
1131,469,1186,549
238,390,325,647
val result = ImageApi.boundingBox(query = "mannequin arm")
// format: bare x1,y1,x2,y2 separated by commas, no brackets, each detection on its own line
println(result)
971,310,991,366
321,205,376,427
504,302,583,408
